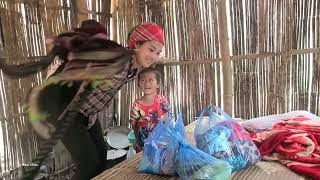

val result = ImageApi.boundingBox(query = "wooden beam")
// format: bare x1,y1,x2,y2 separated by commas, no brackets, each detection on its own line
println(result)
157,47,320,65
157,58,221,65
1,47,318,64
290,48,320,55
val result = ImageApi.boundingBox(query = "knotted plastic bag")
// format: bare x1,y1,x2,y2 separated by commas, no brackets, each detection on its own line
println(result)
194,106,261,172
140,111,232,179
175,141,231,180
171,116,231,180
138,112,184,176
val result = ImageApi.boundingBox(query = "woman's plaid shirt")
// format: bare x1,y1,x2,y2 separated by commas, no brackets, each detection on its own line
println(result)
79,60,138,120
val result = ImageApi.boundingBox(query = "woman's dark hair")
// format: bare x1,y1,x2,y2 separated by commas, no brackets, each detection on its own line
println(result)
75,19,107,35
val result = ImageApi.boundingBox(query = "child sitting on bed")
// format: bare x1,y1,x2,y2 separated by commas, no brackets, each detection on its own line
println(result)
129,67,171,152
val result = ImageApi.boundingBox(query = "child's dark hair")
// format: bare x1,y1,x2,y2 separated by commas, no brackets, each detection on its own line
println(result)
138,67,162,83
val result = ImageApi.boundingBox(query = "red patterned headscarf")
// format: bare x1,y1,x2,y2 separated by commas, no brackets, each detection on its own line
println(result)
128,22,165,49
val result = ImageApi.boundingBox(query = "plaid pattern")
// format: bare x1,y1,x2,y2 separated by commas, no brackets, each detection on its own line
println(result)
128,22,164,48
79,60,138,119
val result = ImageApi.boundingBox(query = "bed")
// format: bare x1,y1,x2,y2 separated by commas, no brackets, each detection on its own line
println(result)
93,121,307,180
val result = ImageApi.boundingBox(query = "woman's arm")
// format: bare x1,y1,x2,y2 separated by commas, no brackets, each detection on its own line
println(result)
129,101,140,129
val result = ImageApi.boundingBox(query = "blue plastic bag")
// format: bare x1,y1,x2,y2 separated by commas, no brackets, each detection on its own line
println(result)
138,112,185,176
140,112,232,179
169,118,231,180
194,106,261,172
174,112,186,140
176,142,231,180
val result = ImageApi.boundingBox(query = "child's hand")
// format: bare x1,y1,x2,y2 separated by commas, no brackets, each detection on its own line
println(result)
160,103,170,113
161,113,171,123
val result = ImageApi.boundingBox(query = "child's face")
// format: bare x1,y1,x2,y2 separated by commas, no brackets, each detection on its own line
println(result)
138,72,160,95
135,40,163,68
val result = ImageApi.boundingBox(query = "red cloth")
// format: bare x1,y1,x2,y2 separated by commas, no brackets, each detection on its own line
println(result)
128,22,164,48
274,116,320,133
252,116,320,179
257,131,296,156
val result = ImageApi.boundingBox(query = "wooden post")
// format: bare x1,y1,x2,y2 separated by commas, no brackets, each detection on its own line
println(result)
110,0,119,125
217,0,233,115
111,0,118,41
100,0,111,36
75,0,89,26
92,0,96,19
41,0,59,51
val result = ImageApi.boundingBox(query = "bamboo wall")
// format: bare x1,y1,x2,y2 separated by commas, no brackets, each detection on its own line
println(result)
113,0,224,127
113,0,320,126
231,0,320,119
0,0,112,179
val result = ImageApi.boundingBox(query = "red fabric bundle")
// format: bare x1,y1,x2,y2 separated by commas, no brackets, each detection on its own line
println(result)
251,116,320,179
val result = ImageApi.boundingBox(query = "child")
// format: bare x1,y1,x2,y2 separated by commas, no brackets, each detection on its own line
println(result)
0,20,165,180
130,67,171,152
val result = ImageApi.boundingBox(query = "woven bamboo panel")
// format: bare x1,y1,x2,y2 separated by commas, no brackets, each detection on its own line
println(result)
0,0,112,179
